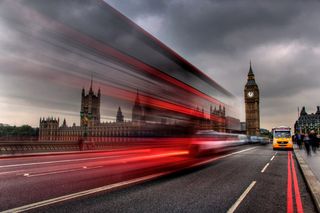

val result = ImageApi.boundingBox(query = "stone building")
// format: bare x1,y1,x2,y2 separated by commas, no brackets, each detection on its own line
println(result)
294,106,320,134
225,116,241,133
39,83,148,141
80,79,100,127
116,107,124,123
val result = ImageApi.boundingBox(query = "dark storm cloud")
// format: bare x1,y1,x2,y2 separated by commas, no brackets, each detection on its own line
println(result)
106,0,320,129
107,0,305,52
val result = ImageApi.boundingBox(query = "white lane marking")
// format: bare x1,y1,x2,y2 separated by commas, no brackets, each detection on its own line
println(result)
191,147,257,168
227,181,257,213
0,150,151,169
2,147,256,212
261,163,270,173
0,156,128,168
270,155,275,161
0,170,26,176
0,156,118,169
0,165,90,176
275,151,278,156
23,173,29,177
2,172,169,213
25,166,103,178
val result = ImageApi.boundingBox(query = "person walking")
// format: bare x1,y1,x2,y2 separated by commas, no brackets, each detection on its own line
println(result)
304,133,311,155
296,133,303,149
78,137,84,151
309,130,318,153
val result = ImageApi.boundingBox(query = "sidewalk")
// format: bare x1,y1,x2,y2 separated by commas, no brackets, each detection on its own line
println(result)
294,145,320,212
296,146,320,182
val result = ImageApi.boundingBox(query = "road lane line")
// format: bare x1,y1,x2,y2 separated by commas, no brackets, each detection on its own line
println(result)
261,163,270,173
0,169,27,176
191,147,257,168
290,152,304,213
227,181,257,213
2,147,256,212
25,166,104,177
1,172,170,213
287,152,293,213
271,155,275,161
0,156,121,169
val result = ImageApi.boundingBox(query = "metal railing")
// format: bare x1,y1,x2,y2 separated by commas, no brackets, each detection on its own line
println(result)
0,140,120,155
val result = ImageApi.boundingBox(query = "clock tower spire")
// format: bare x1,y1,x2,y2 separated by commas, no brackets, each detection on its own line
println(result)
244,62,260,136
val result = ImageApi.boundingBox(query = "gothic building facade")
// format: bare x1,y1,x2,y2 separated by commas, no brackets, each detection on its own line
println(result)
294,106,320,134
244,62,260,136
80,79,100,127
39,82,228,142
39,84,148,141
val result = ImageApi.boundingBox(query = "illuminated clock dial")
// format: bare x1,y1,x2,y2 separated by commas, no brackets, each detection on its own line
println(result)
247,91,254,98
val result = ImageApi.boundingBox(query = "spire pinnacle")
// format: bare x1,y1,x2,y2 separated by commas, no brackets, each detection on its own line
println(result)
116,106,124,122
89,73,93,92
248,61,254,76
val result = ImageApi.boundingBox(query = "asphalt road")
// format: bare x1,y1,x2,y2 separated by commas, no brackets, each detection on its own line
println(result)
0,144,317,213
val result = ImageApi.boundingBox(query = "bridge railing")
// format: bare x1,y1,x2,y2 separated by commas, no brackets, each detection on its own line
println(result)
0,138,156,155
0,140,125,155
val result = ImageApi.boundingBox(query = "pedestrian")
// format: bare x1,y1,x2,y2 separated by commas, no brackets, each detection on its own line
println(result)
296,133,303,149
292,135,296,144
304,133,311,155
78,137,84,151
309,130,318,153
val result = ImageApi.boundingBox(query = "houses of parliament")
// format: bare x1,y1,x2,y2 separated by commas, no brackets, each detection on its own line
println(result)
39,80,227,142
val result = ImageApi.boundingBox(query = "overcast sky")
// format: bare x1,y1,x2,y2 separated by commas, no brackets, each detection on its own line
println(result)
105,0,320,130
1,0,320,131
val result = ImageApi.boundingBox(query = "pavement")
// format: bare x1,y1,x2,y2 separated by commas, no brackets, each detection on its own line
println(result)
294,145,320,212
0,144,317,213
295,146,320,181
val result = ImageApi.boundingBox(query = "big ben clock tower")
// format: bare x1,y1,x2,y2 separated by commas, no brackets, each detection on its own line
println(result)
244,62,260,136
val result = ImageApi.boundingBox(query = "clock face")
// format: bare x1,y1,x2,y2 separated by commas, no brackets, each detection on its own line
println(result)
247,91,254,98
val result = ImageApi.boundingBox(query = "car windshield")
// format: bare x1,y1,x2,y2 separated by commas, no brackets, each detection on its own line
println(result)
274,131,290,138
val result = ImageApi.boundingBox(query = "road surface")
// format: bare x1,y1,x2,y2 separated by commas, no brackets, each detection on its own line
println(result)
0,144,317,212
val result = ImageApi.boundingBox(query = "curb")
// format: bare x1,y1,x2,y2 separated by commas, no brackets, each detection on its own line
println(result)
294,148,320,213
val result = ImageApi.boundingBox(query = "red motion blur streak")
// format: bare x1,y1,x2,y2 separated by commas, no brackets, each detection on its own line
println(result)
63,28,226,108
16,2,226,109
88,83,223,121
97,0,233,98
